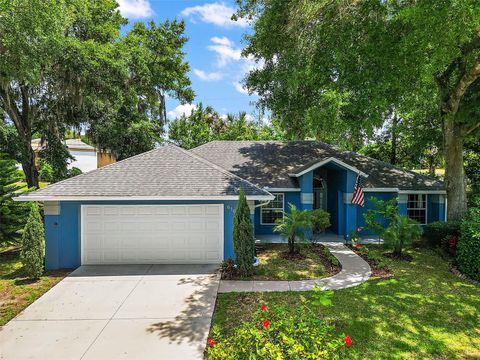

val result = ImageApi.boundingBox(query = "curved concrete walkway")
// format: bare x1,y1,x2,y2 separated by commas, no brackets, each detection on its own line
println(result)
218,242,371,293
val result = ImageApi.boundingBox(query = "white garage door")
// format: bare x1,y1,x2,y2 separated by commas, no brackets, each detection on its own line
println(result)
81,204,224,264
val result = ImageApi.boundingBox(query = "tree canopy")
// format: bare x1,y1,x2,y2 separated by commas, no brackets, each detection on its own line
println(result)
168,103,283,149
0,0,194,186
235,0,480,219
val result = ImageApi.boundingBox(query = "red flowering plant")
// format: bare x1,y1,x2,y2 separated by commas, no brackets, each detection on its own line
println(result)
207,289,349,359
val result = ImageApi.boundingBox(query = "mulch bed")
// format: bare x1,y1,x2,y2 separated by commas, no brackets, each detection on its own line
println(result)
309,244,342,276
347,245,393,279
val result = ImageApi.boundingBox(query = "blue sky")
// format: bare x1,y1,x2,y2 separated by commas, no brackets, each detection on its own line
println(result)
118,0,263,121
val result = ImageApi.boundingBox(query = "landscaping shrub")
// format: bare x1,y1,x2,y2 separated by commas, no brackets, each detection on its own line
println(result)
310,209,331,235
424,221,461,247
364,197,422,256
207,290,348,359
0,154,30,247
456,203,480,281
233,187,255,277
219,258,239,280
21,203,45,279
38,159,54,183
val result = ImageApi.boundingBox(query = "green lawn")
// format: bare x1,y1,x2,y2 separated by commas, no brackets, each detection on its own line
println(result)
0,250,69,326
211,246,480,359
230,243,334,280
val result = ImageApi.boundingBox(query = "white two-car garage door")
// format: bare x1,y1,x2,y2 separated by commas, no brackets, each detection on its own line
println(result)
81,204,224,265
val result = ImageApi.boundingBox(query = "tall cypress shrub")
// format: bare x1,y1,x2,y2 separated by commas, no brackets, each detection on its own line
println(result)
456,201,480,281
0,154,29,247
233,188,255,276
21,203,45,279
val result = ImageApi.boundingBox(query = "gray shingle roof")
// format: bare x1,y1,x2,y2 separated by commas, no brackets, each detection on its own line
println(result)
19,144,272,200
191,141,445,191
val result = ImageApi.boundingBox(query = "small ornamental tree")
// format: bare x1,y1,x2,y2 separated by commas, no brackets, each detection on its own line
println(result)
233,187,255,277
274,204,312,254
364,197,421,257
21,203,45,279
0,154,29,246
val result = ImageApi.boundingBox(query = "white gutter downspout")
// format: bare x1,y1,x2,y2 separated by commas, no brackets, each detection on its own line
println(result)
255,200,271,208
445,197,448,221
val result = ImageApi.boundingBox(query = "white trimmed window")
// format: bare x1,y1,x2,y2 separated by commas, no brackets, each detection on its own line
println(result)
407,194,427,224
261,193,284,225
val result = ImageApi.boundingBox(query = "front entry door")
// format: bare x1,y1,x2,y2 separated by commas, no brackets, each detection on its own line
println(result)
313,188,327,211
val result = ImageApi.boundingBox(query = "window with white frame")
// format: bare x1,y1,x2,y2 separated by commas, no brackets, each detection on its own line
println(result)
261,193,284,225
407,194,427,224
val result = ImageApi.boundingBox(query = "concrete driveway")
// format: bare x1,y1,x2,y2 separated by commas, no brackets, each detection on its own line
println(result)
0,264,220,360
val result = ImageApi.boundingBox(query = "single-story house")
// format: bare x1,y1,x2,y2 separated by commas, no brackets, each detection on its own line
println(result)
16,141,446,270
31,138,116,173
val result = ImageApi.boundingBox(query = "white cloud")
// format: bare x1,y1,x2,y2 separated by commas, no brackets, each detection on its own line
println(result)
167,104,197,119
207,36,242,67
180,2,248,28
193,69,223,81
117,0,153,19
233,81,249,95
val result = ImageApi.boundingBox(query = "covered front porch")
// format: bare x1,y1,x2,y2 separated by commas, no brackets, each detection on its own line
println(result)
254,157,366,239
255,234,384,245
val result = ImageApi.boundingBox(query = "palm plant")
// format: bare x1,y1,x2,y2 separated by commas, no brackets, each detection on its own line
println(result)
274,204,312,254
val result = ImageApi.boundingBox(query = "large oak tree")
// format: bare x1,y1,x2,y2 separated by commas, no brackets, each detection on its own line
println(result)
0,0,193,187
236,0,480,220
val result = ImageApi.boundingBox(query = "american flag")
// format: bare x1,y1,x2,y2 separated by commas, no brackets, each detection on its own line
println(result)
351,174,365,207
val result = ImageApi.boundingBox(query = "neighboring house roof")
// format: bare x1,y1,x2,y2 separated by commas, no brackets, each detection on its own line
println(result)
18,144,273,201
191,140,444,191
31,138,96,152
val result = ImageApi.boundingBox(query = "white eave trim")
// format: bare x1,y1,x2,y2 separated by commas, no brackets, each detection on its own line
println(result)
288,157,368,178
14,195,275,202
263,187,302,192
363,187,446,195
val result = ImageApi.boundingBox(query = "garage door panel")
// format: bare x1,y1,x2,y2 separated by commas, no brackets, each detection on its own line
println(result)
81,205,223,264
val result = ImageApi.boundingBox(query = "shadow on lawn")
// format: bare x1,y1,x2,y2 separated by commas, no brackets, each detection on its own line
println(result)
324,248,480,358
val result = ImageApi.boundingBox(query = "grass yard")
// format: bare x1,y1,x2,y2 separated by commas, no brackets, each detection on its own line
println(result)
228,243,338,281
0,250,69,326
211,246,480,359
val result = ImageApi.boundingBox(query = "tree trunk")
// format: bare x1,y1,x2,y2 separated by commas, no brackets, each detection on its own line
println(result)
390,114,398,165
22,147,39,189
288,236,295,254
443,116,468,221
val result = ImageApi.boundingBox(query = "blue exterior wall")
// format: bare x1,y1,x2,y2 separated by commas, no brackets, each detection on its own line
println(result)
299,172,313,211
254,192,301,235
44,200,237,270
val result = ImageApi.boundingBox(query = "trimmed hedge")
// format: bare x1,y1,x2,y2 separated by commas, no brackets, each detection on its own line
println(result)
456,206,480,281
424,221,461,247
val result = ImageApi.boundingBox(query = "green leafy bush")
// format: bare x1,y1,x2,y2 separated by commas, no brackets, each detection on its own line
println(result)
364,197,422,256
67,167,82,178
310,209,331,234
207,289,348,359
424,221,461,247
456,204,480,281
21,203,45,278
38,159,54,182
233,188,255,277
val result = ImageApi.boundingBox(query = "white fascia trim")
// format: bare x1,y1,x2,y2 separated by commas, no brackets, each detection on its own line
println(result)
264,187,301,192
14,195,275,202
363,188,447,195
363,188,400,193
398,190,446,195
288,157,369,178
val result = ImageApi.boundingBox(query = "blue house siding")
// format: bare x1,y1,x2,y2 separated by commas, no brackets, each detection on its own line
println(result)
254,192,301,235
44,200,237,270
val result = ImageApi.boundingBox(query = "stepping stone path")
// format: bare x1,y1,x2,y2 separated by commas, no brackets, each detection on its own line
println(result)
218,242,371,293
